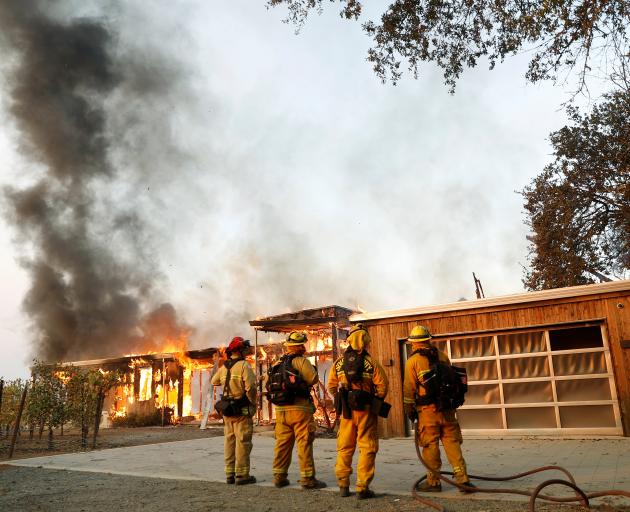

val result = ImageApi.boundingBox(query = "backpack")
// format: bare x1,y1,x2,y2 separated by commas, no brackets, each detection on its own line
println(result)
414,346,468,411
342,347,365,385
266,354,310,406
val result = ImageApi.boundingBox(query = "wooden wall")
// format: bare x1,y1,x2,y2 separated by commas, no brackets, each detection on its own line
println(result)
364,290,630,438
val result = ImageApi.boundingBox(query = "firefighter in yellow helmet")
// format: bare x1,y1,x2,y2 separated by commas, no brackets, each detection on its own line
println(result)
328,324,388,499
403,325,474,492
270,331,327,490
211,336,257,485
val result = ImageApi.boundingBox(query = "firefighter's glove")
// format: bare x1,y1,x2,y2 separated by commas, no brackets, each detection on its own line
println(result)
405,405,417,422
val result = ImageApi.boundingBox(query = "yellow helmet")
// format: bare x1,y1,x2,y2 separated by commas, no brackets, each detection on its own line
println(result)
408,325,432,342
347,323,371,351
285,331,308,346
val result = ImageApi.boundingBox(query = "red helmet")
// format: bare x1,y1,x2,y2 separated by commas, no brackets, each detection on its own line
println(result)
227,336,251,354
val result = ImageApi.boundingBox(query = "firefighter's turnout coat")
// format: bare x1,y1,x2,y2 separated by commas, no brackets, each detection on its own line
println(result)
328,329,388,492
403,341,469,485
272,345,320,484
212,355,257,479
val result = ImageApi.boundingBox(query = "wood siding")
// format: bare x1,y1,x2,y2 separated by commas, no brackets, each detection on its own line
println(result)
364,290,630,438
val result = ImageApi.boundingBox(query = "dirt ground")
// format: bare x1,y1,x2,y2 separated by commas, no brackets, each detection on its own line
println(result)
0,424,223,461
3,465,627,512
1,426,628,511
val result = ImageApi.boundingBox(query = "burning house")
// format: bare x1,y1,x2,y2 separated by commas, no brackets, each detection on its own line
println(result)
64,348,220,426
249,305,356,428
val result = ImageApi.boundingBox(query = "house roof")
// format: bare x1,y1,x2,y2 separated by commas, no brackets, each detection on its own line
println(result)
350,280,630,322
250,305,356,333
61,347,218,368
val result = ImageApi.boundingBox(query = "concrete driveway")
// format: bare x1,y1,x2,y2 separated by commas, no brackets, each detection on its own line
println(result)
7,431,630,503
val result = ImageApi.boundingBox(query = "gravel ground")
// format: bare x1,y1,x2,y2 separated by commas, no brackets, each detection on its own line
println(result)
1,466,628,512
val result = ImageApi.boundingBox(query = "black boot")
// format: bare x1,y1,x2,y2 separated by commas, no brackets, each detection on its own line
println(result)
226,476,235,485
274,477,290,488
339,486,350,497
416,481,442,493
458,481,476,493
301,478,327,490
357,489,375,500
235,475,257,486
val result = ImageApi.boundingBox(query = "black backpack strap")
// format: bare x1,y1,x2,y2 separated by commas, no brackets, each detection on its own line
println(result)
223,364,232,398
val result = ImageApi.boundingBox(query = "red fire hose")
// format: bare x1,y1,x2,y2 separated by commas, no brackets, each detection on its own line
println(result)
410,421,630,511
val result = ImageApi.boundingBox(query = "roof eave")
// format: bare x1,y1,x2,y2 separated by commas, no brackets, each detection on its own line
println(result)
350,280,630,322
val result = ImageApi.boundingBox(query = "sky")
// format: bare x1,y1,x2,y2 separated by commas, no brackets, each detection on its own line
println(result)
0,1,590,379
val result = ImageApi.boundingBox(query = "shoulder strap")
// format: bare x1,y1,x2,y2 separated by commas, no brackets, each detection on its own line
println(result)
283,353,299,369
223,364,233,398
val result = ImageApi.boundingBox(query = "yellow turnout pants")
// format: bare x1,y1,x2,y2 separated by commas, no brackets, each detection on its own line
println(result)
335,409,378,491
272,409,316,482
224,415,253,478
416,405,468,485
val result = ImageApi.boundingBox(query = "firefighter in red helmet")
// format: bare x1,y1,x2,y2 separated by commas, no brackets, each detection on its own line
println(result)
212,336,257,485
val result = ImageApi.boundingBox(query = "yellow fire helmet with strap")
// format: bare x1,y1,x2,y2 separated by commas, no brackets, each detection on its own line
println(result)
408,325,432,342
347,323,371,352
285,331,308,346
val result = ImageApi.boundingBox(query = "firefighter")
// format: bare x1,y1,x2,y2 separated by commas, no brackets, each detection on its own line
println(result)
328,324,388,499
211,336,257,485
271,331,327,490
403,325,474,492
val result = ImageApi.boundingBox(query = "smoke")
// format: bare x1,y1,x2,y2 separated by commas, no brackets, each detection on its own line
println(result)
0,2,566,365
0,1,188,361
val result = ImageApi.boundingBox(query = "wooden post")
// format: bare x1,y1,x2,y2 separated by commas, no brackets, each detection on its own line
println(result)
161,358,166,427
254,329,261,426
8,384,28,459
151,362,157,403
177,365,184,421
267,357,273,422
331,324,338,362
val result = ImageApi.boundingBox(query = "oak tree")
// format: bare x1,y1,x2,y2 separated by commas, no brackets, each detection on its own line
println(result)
267,0,630,91
522,90,630,290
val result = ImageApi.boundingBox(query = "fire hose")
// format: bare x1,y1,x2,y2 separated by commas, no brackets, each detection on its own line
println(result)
410,420,630,511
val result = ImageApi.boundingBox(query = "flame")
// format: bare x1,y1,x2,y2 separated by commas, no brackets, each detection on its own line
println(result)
138,367,152,401
259,346,267,360
108,329,227,423
129,357,150,369
54,370,71,383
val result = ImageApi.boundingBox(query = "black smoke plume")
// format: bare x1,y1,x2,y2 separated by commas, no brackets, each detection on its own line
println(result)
0,1,186,361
